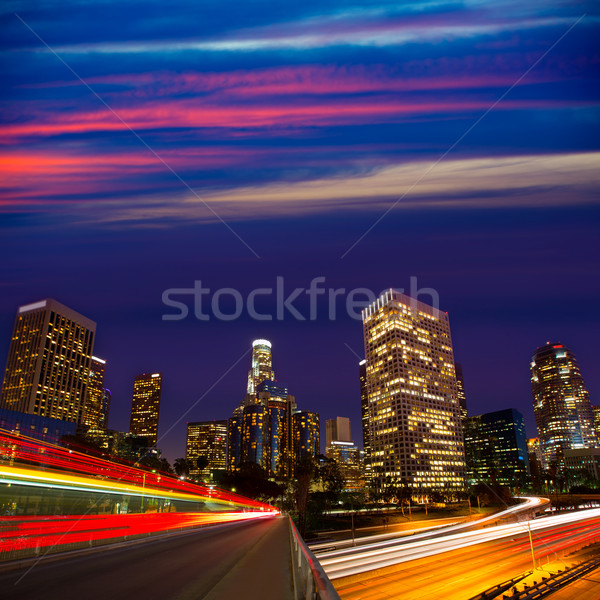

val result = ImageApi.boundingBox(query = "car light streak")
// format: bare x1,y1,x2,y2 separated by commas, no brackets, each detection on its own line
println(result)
311,496,548,553
0,511,275,553
318,509,600,579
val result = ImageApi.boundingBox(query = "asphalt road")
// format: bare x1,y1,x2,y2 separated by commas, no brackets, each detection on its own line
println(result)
0,515,292,600
333,516,600,600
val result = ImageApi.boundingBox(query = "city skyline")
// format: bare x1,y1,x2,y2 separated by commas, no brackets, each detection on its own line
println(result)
0,293,598,462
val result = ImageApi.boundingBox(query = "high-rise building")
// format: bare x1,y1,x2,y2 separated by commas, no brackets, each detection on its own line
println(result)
362,289,465,493
247,339,274,395
464,408,530,487
325,416,364,491
359,359,370,477
531,342,597,469
186,420,228,480
1,299,96,424
82,356,107,429
454,362,468,421
326,416,351,446
228,340,301,478
293,411,320,463
129,373,162,446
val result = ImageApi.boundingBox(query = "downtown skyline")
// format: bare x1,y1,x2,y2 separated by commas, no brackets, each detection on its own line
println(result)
1,0,599,462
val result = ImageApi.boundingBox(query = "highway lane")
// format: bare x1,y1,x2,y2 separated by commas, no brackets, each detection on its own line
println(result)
319,508,600,579
0,514,292,600
333,516,600,600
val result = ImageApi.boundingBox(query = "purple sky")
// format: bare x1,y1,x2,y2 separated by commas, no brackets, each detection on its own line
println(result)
1,1,599,461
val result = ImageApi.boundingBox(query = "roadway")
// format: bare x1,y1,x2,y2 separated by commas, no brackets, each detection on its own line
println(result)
330,513,600,599
0,514,292,600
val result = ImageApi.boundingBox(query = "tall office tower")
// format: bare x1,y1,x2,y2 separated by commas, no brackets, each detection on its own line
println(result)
326,416,352,446
186,420,228,480
359,359,370,476
531,342,597,469
129,373,162,446
293,411,320,463
229,339,300,478
362,289,465,493
1,299,96,424
454,363,468,421
82,356,107,429
247,339,274,395
257,380,296,478
463,408,530,487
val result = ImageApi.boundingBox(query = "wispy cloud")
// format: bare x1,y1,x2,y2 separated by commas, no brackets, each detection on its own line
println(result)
22,152,598,226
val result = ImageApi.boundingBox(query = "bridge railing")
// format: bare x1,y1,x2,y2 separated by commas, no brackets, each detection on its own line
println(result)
288,517,340,600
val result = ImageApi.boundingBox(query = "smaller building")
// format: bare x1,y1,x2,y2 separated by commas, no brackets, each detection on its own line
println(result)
0,407,77,444
129,373,162,446
464,408,530,488
326,441,364,491
293,411,320,466
186,420,228,481
564,448,600,485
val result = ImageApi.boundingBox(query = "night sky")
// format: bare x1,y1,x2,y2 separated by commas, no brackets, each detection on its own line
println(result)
1,1,599,462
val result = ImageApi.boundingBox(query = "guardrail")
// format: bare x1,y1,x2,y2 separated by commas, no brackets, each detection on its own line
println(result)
289,518,341,600
507,556,600,600
467,571,533,600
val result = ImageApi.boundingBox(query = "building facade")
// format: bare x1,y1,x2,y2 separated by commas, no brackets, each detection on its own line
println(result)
362,289,465,493
1,299,96,424
82,356,107,429
454,362,468,421
129,373,162,446
326,416,351,446
293,411,320,463
359,359,370,478
186,420,228,480
325,416,364,491
464,408,530,487
531,343,597,469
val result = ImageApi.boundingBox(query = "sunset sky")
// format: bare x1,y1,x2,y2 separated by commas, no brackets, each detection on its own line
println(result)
1,0,599,460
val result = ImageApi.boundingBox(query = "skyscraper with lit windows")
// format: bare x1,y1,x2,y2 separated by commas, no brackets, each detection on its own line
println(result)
129,373,162,446
531,342,597,469
247,339,274,395
293,411,320,463
186,420,227,480
82,356,107,429
1,299,96,424
362,289,465,493
228,339,313,478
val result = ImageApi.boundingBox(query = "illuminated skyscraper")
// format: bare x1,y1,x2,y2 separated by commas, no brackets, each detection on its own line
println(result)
531,342,597,468
293,411,320,463
1,299,96,424
186,420,228,480
247,339,274,395
359,359,370,475
82,356,107,429
229,340,299,478
362,289,465,492
129,373,162,446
